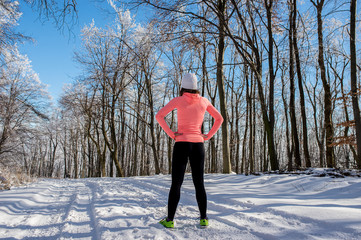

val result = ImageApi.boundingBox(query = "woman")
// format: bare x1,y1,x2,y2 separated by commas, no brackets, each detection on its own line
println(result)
155,73,223,228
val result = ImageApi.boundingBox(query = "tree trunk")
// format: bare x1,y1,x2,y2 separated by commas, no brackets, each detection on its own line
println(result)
292,0,311,167
217,0,231,173
254,71,278,170
240,67,250,174
265,0,278,170
339,66,357,167
110,96,124,177
144,73,161,174
281,64,293,171
289,0,301,169
312,0,334,168
350,0,361,169
63,132,68,178
132,102,141,176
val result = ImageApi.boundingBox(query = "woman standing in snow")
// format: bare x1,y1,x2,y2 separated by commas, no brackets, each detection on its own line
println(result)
156,73,223,228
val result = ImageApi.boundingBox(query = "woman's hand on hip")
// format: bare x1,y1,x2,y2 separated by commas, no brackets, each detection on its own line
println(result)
201,134,208,140
174,132,183,139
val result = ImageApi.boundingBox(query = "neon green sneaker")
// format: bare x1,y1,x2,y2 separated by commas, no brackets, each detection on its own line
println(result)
200,218,209,227
160,218,174,228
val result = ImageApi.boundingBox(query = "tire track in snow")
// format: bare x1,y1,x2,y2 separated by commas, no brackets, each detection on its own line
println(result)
85,181,102,240
0,180,75,239
84,178,180,240
57,180,101,240
57,182,86,239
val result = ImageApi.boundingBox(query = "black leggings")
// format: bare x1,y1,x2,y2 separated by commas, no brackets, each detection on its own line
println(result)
167,142,207,220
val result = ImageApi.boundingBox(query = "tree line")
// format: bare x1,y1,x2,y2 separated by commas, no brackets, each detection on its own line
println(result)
1,0,361,178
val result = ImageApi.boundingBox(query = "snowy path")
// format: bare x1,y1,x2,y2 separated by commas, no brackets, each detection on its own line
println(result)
0,174,361,239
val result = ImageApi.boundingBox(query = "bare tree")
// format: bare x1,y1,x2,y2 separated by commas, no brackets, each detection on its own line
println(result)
310,0,334,168
288,0,301,169
350,0,361,169
227,0,279,170
0,48,48,167
29,0,78,31
291,0,311,168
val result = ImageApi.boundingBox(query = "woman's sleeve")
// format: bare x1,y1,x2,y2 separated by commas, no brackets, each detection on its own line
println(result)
204,99,224,140
155,98,177,139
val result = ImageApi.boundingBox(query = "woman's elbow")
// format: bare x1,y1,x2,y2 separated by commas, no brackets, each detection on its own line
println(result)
155,112,163,122
219,115,224,124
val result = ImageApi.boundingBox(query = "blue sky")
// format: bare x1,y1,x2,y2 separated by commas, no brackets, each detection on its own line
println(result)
17,1,116,104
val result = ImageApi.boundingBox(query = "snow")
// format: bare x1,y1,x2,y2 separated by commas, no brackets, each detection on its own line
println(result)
0,173,361,239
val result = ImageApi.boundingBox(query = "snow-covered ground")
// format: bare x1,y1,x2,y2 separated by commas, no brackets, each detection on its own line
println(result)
0,172,361,240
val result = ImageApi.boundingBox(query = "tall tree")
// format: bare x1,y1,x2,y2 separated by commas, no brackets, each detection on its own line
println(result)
310,0,334,168
350,0,361,169
292,0,311,168
265,0,277,169
227,0,279,170
288,0,302,169
0,48,48,166
216,0,232,173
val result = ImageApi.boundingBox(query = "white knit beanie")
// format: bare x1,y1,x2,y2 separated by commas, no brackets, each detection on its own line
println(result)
181,73,198,90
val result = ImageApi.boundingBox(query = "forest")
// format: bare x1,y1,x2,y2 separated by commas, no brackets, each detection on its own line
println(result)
1,0,361,179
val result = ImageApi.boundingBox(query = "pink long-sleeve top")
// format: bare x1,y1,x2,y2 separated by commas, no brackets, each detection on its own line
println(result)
156,92,224,142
